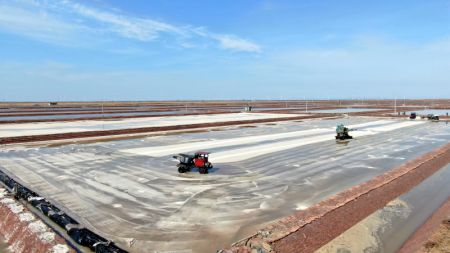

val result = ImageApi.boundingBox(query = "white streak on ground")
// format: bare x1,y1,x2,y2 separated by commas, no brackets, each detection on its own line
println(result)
52,244,70,253
122,120,394,157
211,121,424,163
18,212,35,222
0,113,302,138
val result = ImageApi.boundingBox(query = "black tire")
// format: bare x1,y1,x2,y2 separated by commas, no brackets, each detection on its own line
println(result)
199,168,208,174
178,166,186,173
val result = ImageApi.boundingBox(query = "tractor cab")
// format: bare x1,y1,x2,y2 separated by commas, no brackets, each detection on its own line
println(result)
193,151,210,168
335,124,354,141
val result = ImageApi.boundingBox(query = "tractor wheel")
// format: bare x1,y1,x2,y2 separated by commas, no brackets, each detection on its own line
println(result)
178,166,186,173
199,168,208,174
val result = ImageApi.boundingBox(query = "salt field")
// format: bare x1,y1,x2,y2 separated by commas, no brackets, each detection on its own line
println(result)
309,108,385,113
0,111,186,121
1,117,449,252
0,112,301,138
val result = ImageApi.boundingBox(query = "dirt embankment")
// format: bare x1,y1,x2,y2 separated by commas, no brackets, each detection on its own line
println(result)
0,188,74,253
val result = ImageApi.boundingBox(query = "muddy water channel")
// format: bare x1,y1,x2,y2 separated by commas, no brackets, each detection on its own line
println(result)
378,164,450,253
0,237,10,252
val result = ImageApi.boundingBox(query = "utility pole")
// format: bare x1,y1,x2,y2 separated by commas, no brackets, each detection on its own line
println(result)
394,98,397,114
305,97,308,113
101,101,105,130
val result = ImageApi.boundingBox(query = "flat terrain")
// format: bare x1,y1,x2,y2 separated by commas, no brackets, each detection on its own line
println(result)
1,117,449,252
0,112,301,138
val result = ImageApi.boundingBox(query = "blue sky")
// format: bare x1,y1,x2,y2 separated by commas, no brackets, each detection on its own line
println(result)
1,0,450,101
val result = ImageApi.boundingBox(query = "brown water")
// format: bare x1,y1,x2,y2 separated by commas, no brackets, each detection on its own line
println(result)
0,237,9,253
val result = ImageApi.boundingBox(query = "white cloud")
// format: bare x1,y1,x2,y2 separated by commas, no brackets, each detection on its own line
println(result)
59,0,184,41
211,34,262,53
0,4,84,45
0,0,262,53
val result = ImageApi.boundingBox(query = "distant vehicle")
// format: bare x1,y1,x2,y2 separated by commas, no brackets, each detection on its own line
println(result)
335,124,355,141
427,114,439,122
410,112,417,119
173,151,213,174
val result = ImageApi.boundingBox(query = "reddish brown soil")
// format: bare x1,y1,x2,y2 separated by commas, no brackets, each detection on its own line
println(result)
0,200,74,253
225,142,450,253
420,219,450,253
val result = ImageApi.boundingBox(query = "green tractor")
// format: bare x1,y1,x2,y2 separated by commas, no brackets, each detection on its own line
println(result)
335,124,355,142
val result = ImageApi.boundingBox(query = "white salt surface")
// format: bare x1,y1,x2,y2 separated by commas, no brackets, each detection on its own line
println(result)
52,244,70,253
123,120,392,157
0,113,301,138
7,203,23,214
38,232,55,243
0,198,14,204
28,220,47,234
123,128,332,157
0,188,7,198
211,121,424,163
124,120,425,163
19,212,35,222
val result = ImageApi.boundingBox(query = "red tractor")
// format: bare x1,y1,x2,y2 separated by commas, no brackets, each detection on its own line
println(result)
173,151,213,174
